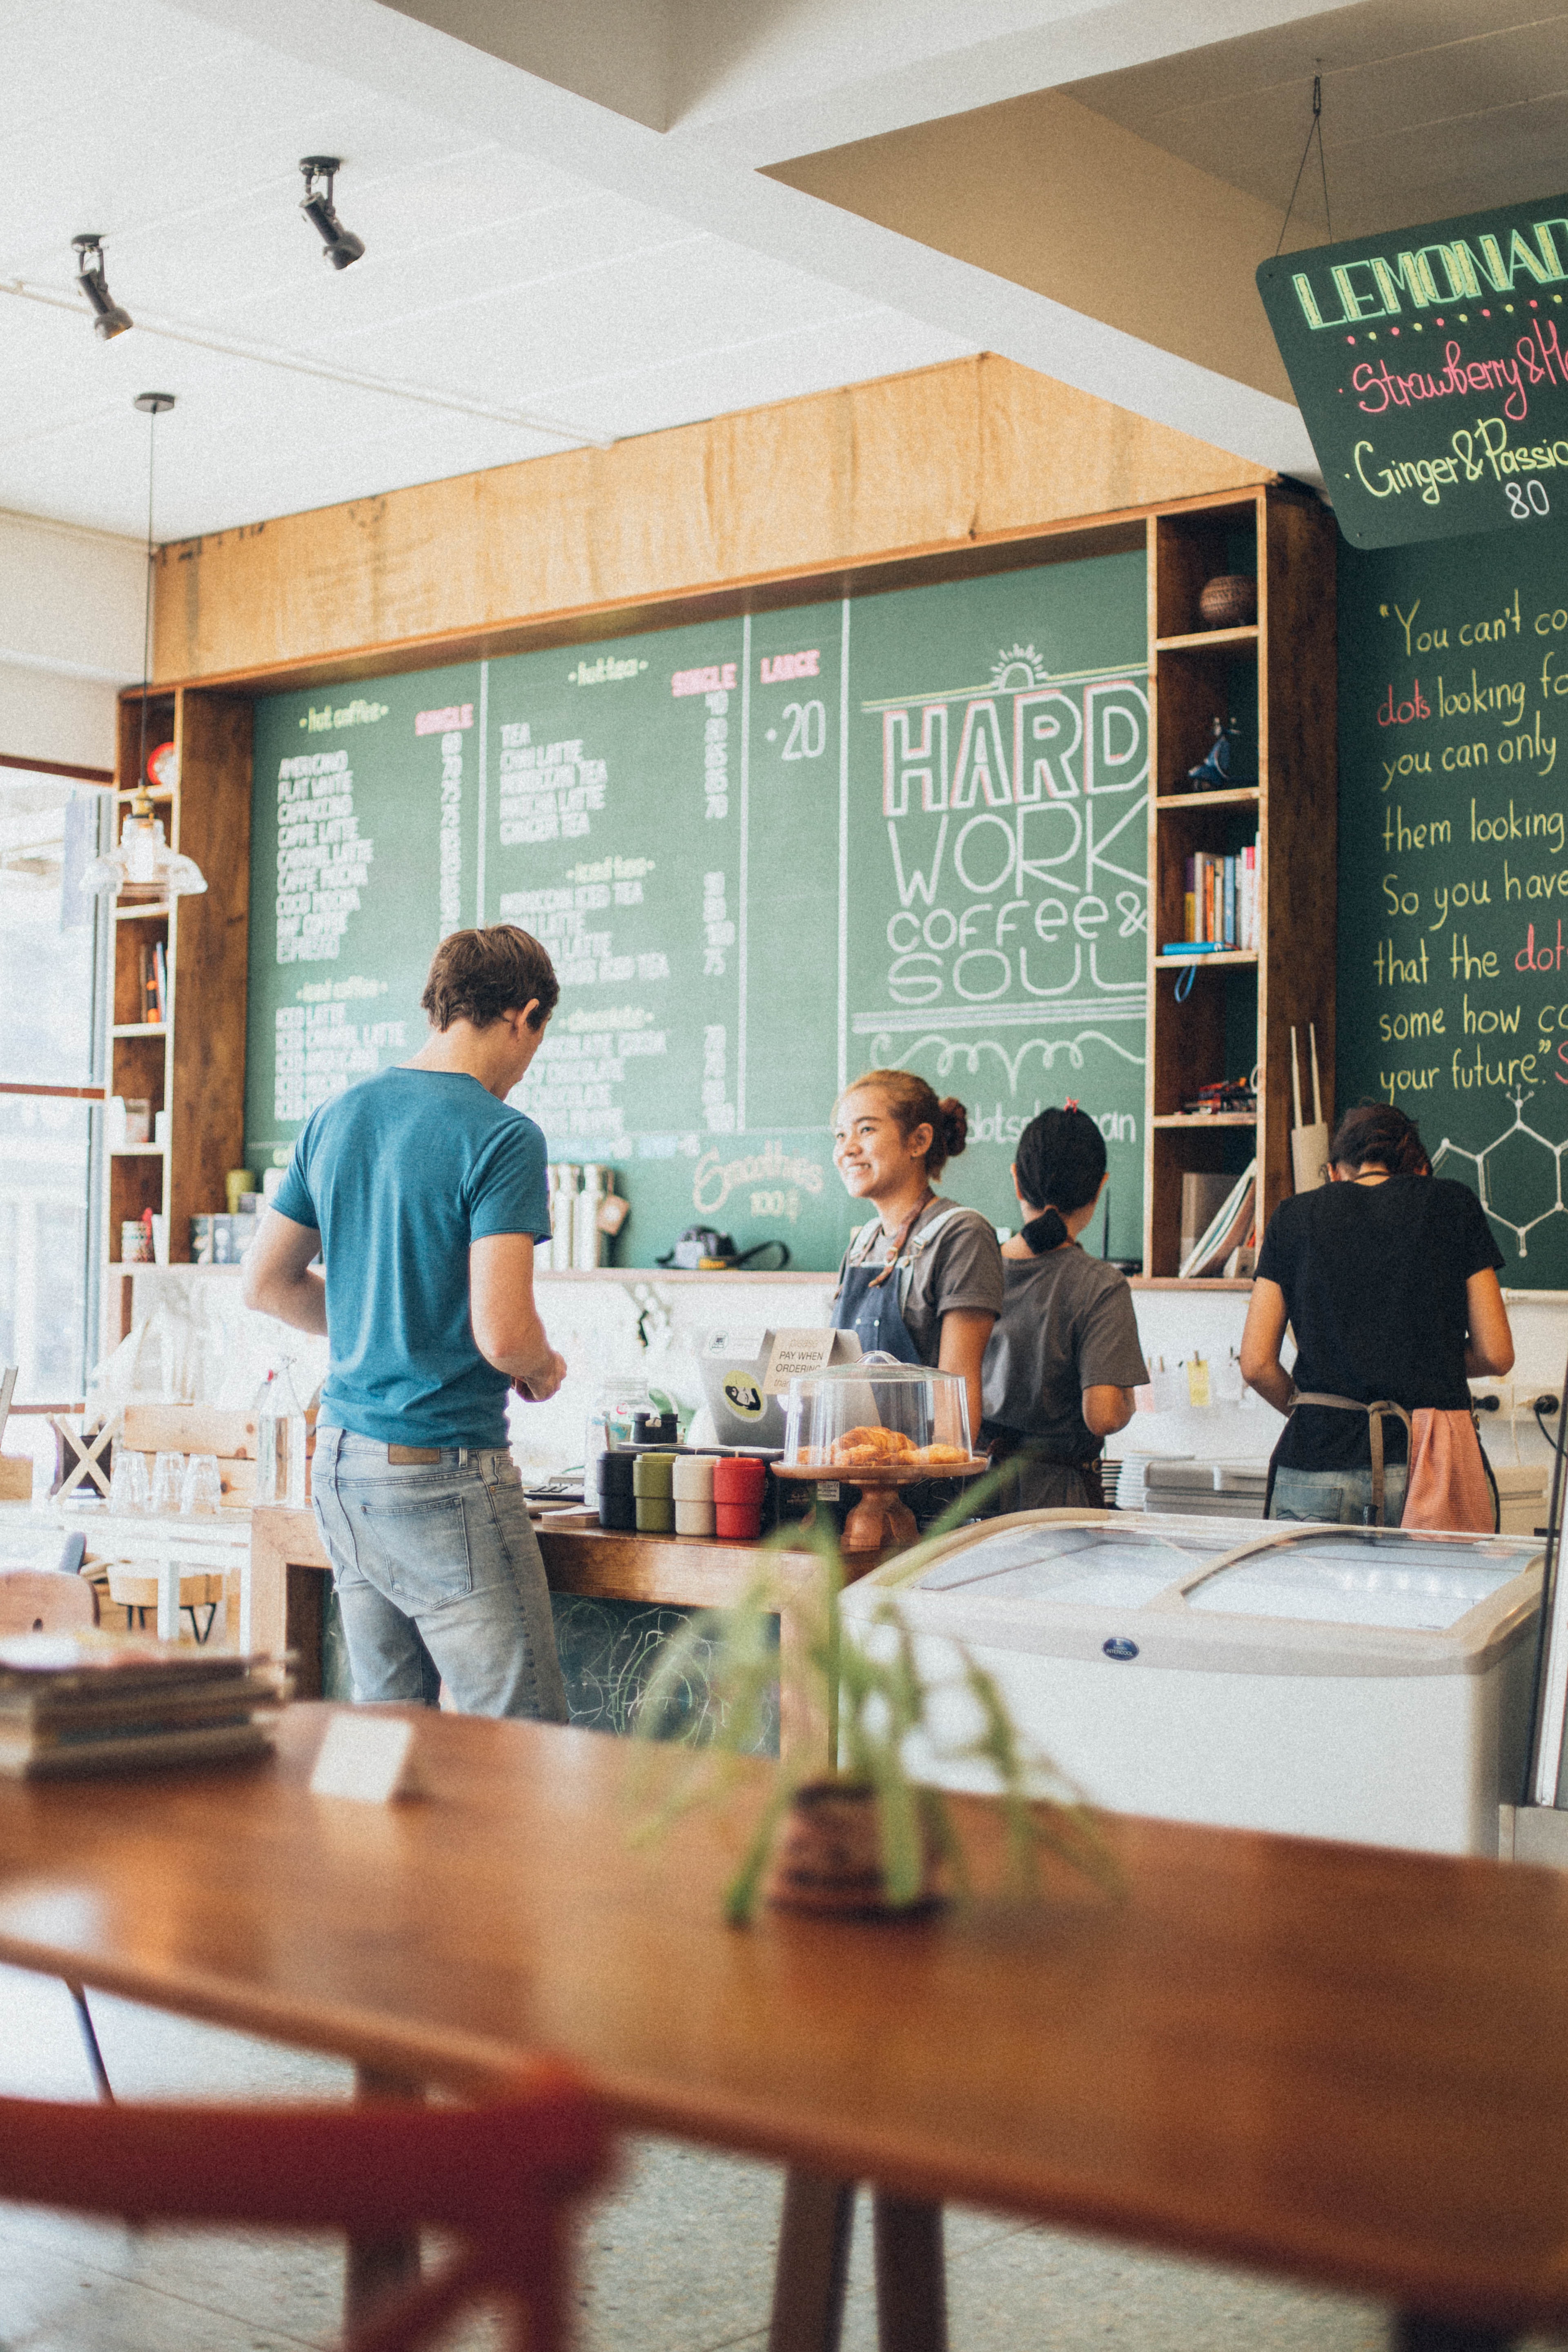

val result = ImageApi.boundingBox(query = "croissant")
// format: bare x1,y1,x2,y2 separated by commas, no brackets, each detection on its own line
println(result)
828,1426,918,1466
917,1443,969,1465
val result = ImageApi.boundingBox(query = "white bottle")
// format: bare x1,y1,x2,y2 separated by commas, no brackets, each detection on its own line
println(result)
551,1165,579,1272
255,1362,309,1508
575,1165,607,1270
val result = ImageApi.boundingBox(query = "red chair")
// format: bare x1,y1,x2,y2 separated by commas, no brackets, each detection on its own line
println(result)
0,2061,611,2352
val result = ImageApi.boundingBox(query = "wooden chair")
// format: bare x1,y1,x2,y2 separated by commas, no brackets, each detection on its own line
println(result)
0,2065,610,2352
0,1567,107,2092
0,1565,96,1637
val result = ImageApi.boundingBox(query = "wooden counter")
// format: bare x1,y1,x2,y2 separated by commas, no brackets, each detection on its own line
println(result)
245,1506,887,1758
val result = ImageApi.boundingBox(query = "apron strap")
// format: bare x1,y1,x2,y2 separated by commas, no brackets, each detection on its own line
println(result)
864,1191,935,1290
1290,1391,1414,1526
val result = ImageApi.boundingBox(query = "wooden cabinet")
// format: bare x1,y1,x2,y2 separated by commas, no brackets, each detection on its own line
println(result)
103,688,254,1343
1142,488,1337,1279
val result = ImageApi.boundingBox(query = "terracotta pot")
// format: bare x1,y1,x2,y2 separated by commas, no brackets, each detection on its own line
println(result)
1198,572,1257,629
764,1777,944,1917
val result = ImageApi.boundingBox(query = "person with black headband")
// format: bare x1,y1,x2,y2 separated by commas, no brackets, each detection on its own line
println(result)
1241,1100,1515,1527
980,1104,1148,1510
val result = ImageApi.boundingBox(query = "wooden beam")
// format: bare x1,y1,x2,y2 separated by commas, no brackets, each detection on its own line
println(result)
154,355,1274,688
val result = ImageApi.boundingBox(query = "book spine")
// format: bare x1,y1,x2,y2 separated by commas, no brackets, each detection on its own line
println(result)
1224,856,1236,948
154,940,167,1025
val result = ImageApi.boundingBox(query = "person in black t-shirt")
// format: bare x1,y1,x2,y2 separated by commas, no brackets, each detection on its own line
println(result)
1238,1102,1514,1523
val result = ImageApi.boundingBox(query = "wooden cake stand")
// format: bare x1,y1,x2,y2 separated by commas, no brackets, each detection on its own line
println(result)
771,1458,990,1551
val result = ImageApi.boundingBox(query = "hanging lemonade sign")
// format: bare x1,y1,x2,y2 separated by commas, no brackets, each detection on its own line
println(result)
1257,193,1568,548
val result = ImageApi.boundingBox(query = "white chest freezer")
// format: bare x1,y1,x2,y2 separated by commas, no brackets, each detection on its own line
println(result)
839,1511,1544,1857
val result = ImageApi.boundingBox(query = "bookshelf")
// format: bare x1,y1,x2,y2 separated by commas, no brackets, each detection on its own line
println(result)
102,687,254,1347
1143,487,1337,1279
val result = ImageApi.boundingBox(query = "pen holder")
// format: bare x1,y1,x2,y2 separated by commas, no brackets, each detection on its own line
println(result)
632,1451,677,1535
672,1453,717,1537
595,1450,637,1532
713,1455,766,1541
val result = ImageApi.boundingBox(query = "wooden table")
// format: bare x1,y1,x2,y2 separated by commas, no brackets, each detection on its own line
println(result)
245,1506,885,1756
0,1705,1563,2352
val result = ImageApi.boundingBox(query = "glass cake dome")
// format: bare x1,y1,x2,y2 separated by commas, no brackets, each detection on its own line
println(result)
782,1360,976,1471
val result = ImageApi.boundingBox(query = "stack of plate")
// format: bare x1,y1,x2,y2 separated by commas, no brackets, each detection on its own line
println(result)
1115,1457,1271,1519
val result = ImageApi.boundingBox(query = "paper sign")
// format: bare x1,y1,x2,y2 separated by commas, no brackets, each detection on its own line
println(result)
309,1713,419,1803
762,1329,838,1396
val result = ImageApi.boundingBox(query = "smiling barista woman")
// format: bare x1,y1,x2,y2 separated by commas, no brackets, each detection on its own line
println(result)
829,1069,1004,1439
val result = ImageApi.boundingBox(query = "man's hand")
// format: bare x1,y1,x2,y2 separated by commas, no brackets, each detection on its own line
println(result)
513,1352,567,1403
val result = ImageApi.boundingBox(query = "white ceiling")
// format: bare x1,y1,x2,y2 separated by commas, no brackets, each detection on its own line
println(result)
10,0,1548,570
0,0,971,543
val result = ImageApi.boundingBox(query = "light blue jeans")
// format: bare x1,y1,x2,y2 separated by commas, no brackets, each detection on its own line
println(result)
1270,1464,1408,1526
312,1428,567,1720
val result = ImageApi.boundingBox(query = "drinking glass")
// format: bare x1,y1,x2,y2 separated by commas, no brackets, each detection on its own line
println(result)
108,1451,150,1514
180,1453,223,1515
150,1451,184,1516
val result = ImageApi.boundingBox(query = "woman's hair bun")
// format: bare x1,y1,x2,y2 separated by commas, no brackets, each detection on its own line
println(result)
838,1069,969,1179
1329,1100,1430,1177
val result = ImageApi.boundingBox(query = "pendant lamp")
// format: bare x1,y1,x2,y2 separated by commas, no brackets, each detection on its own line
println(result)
82,393,207,899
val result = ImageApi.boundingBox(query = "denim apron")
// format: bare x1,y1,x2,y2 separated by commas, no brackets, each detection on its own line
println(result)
831,1198,960,1364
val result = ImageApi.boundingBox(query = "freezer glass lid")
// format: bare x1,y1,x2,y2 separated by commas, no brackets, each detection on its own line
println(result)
912,1523,1219,1610
1186,1532,1538,1630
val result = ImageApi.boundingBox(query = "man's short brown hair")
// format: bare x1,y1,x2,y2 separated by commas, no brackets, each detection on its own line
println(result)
420,926,559,1032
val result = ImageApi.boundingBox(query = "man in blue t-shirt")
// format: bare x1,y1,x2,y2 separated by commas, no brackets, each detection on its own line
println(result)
243,925,569,1719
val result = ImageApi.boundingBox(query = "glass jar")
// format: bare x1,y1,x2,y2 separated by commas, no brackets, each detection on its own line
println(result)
586,1370,652,1474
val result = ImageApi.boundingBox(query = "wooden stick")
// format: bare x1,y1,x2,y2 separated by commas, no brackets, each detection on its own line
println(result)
1309,1022,1323,1126
1291,1029,1303,1130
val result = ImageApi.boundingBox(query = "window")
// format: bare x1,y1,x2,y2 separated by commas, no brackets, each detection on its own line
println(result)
0,769,111,1480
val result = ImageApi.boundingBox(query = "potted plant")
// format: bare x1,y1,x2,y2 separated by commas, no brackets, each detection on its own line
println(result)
633,1491,1118,1925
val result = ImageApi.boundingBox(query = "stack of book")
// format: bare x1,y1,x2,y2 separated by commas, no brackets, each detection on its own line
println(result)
0,1636,287,1779
1177,1160,1256,1280
1175,838,1260,952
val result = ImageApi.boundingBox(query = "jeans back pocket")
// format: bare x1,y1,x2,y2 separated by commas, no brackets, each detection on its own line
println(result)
347,1489,474,1610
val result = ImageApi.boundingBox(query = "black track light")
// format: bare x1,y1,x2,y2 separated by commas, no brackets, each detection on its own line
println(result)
71,235,133,340
298,157,365,270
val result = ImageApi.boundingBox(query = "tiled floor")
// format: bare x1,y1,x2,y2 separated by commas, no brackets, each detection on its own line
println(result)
0,1961,1497,2352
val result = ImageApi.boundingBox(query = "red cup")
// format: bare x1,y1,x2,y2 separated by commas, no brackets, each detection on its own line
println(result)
713,1454,766,1540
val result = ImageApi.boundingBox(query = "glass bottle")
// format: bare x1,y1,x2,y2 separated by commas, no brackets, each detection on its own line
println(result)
255,1361,309,1508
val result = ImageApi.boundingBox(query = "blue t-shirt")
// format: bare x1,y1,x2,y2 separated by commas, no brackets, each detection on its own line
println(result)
273,1067,550,1449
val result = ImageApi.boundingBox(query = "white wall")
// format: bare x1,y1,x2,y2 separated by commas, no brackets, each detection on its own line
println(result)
0,509,145,771
122,1263,1568,1494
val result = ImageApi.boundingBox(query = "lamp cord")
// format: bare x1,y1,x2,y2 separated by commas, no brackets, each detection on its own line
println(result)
136,407,156,798
1274,73,1332,256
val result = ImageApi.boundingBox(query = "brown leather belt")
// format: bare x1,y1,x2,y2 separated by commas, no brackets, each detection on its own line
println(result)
387,1445,443,1465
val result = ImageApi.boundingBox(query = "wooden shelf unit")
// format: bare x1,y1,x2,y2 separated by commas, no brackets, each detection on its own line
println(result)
102,687,254,1348
1143,487,1336,1279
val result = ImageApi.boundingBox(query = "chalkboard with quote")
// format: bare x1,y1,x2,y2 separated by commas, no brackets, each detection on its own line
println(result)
245,553,1150,1270
1258,192,1568,547
1338,522,1568,1281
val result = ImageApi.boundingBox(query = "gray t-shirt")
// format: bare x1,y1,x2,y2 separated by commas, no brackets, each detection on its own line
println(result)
834,1195,1004,1363
981,1245,1148,1460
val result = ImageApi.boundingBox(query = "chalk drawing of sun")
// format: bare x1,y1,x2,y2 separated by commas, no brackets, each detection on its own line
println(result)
989,643,1051,688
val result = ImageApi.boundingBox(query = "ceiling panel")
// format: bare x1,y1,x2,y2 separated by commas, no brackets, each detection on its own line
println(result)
1067,0,1568,240
0,0,973,543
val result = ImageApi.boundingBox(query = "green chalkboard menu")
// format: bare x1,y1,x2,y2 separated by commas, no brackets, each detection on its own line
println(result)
245,554,1149,1270
1338,521,1568,1280
1258,192,1568,548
